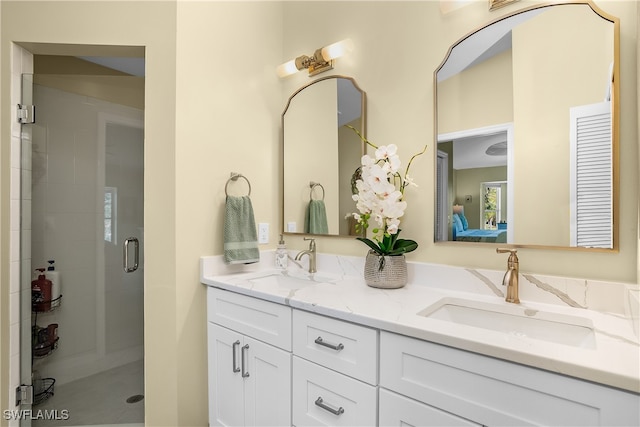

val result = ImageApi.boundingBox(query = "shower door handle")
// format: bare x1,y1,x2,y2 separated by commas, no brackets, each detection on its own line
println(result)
123,237,139,273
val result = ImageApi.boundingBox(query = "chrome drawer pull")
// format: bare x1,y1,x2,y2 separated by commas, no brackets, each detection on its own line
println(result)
315,336,344,351
315,397,344,415
232,340,241,373
241,344,250,378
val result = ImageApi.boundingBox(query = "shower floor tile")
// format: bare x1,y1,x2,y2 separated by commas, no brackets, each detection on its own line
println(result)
32,360,144,426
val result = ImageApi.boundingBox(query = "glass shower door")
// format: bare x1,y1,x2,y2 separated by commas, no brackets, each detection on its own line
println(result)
101,118,145,370
22,76,145,426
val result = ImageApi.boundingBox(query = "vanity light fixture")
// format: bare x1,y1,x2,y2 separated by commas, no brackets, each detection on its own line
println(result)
277,39,354,78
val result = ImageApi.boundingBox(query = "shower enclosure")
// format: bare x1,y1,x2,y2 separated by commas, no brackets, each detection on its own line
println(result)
20,72,145,426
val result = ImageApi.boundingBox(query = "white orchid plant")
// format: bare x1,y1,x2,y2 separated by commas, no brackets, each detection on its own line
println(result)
348,126,427,263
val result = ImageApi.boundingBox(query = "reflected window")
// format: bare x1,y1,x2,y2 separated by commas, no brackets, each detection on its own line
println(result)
482,182,502,230
104,187,117,243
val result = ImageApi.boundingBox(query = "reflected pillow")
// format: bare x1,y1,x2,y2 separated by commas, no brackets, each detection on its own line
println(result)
452,214,464,233
458,213,469,230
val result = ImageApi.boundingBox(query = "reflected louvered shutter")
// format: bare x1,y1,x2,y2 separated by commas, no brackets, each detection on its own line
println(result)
569,102,612,248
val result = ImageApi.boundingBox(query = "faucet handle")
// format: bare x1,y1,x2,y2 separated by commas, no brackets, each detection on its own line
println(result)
496,248,518,266
303,237,316,250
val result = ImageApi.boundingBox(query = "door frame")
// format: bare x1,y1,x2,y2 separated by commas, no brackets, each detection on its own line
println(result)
11,43,146,420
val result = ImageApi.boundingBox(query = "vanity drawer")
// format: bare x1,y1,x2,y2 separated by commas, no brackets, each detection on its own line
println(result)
292,356,377,427
207,287,291,351
379,388,480,427
379,331,631,426
292,309,378,384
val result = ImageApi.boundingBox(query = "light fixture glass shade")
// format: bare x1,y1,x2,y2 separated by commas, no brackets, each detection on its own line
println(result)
320,39,354,61
277,39,354,78
277,59,299,78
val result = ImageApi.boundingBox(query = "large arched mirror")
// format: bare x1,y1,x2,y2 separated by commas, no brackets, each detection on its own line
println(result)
282,76,366,236
434,1,618,250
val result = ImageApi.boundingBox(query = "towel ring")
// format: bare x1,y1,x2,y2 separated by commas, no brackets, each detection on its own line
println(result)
309,181,325,201
225,172,251,197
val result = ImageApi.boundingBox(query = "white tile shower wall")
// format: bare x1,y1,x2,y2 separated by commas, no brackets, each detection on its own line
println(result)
9,43,33,424
30,84,144,386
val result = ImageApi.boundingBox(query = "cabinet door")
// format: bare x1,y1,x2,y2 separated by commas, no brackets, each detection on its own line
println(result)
243,336,292,427
208,323,245,427
379,388,480,427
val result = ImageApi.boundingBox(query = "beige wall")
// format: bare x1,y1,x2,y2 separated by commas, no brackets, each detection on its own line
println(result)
174,2,283,425
0,1,179,425
0,1,637,426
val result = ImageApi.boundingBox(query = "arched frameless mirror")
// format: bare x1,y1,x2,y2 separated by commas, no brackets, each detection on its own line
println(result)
282,76,366,237
434,1,619,250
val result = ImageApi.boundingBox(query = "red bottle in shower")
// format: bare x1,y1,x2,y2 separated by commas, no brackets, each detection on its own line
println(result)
32,268,52,311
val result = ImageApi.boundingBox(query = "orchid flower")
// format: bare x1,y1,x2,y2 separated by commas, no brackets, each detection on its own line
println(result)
346,125,427,257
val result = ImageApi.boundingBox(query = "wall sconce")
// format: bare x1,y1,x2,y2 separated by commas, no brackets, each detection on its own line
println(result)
277,39,354,78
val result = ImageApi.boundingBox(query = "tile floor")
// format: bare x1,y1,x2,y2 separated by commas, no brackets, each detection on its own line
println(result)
32,360,144,426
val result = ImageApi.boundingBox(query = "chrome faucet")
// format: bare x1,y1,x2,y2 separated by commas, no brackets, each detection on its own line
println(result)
295,238,317,274
496,248,520,304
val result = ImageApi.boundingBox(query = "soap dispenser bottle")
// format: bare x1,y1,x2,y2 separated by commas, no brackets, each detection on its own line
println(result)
275,234,288,269
47,259,61,302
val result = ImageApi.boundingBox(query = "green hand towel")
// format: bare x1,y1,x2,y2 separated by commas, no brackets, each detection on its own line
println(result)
304,199,329,234
224,195,260,264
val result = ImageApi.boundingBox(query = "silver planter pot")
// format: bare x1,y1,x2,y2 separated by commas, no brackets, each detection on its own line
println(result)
363,250,408,289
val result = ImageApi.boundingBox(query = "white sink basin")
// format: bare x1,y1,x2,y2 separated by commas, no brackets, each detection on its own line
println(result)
248,271,338,290
418,297,596,349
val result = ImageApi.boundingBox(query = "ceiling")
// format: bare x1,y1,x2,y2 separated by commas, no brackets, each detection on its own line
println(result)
452,132,508,170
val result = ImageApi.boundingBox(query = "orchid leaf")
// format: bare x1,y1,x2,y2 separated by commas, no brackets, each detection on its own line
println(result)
387,239,418,256
356,237,383,255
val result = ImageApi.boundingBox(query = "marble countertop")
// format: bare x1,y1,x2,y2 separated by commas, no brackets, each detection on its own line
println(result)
200,252,640,394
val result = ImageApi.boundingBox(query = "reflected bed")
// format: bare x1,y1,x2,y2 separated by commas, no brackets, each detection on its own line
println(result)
452,212,507,243
454,228,507,243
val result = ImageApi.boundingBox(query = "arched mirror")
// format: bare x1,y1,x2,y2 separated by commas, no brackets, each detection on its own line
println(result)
282,76,366,236
434,1,618,250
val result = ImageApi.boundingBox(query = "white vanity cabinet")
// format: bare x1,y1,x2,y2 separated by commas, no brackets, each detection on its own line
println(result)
292,310,378,426
205,284,639,427
380,331,640,426
207,288,292,427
